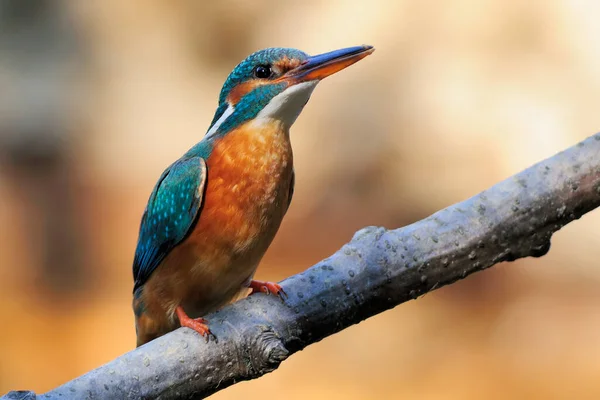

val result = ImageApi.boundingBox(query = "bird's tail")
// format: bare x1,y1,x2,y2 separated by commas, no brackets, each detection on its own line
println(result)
132,286,162,347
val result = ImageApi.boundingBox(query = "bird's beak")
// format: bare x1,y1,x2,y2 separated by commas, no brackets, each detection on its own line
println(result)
284,45,375,83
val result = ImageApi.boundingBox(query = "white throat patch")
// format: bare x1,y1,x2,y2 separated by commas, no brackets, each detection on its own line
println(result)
255,81,318,127
204,81,317,138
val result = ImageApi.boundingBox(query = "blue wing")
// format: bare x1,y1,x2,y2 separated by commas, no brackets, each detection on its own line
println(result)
133,157,207,292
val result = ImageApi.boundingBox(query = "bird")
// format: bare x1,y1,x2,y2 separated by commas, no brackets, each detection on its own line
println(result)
132,45,375,347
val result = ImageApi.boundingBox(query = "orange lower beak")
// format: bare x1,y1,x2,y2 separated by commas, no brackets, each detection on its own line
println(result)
283,45,375,83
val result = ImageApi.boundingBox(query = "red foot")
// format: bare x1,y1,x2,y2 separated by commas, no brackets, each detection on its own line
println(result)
249,279,287,299
176,306,215,342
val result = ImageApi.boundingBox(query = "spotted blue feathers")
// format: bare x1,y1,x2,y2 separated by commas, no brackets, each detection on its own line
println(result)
134,48,311,292
133,157,207,291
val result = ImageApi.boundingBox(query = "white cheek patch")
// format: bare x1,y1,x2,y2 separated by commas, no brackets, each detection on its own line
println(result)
255,81,318,127
205,103,235,139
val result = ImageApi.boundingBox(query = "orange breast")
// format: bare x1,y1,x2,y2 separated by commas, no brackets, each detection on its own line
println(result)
137,120,294,337
188,119,294,273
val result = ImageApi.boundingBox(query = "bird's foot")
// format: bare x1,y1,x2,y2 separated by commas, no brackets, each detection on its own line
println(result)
175,306,216,343
249,279,287,300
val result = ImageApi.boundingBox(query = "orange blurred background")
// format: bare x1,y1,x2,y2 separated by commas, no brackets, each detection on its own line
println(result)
1,1,600,399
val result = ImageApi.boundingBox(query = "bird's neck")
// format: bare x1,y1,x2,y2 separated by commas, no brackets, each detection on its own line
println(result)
223,119,291,166
238,118,292,158
248,117,291,140
205,81,316,142
207,119,293,192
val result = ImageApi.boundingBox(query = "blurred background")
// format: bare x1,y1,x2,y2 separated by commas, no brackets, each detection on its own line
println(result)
1,0,600,398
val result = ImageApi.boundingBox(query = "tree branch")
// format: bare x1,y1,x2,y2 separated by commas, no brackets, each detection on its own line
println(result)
4,133,600,400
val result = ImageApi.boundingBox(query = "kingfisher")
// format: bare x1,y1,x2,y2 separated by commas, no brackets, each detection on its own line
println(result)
132,45,375,347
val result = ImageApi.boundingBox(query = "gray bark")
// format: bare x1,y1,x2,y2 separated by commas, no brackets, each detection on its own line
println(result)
4,133,600,400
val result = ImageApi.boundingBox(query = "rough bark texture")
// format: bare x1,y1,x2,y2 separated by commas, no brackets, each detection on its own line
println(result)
4,133,600,400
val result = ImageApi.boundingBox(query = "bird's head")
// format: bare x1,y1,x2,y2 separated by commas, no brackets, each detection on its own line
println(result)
205,45,374,138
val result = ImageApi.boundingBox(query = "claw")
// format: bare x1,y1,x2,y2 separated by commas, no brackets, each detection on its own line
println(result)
249,279,287,300
175,306,216,342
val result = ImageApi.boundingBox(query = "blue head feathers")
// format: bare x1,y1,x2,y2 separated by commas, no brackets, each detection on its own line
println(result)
206,48,309,136
201,45,375,140
217,48,309,107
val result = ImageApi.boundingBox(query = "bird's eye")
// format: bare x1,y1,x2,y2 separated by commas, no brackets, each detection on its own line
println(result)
253,65,272,79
